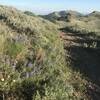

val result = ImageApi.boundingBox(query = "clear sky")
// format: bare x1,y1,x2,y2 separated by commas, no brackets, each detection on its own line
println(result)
0,0,100,14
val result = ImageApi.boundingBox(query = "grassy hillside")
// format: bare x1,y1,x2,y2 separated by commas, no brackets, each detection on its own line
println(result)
42,10,100,36
0,5,100,100
41,10,100,100
41,10,82,22
0,5,80,100
57,10,100,100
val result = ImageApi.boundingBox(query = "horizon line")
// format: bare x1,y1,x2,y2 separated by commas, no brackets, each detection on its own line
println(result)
0,4,100,15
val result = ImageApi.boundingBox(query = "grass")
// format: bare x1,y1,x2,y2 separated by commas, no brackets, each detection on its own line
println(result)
0,5,76,100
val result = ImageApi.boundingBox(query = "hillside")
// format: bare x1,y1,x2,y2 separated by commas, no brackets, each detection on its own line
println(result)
0,5,100,100
42,10,100,34
88,11,100,18
42,9,100,100
58,10,100,100
41,10,82,22
0,5,76,100
60,29,100,100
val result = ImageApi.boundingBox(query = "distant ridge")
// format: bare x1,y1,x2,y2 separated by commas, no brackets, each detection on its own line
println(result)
41,10,83,21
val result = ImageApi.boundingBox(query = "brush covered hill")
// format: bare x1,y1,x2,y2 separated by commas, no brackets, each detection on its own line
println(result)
88,11,100,18
0,5,100,100
42,10,100,100
41,10,83,27
42,10,100,36
50,10,100,100
41,10,82,21
65,12,100,36
0,5,81,100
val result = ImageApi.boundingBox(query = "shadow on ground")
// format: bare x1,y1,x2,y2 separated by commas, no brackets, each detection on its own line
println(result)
60,27,100,100
66,46,100,85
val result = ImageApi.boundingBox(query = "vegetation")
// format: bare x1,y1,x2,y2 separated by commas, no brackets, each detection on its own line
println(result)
24,11,36,17
0,5,75,100
0,5,100,100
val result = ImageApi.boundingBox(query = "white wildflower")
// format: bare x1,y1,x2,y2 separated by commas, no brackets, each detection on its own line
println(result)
13,80,16,82
1,78,4,81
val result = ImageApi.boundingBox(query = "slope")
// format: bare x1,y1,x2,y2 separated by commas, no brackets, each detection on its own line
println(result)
0,5,75,100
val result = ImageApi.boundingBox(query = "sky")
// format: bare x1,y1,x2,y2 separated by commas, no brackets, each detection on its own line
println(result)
0,0,100,14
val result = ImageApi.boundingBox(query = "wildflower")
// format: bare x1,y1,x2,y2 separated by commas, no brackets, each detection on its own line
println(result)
1,78,4,81
13,80,16,82
8,75,10,78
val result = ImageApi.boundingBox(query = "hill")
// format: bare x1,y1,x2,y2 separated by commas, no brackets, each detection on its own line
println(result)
41,10,82,22
88,11,100,18
0,5,76,100
0,5,100,100
41,9,100,100
57,10,100,100
24,11,37,17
